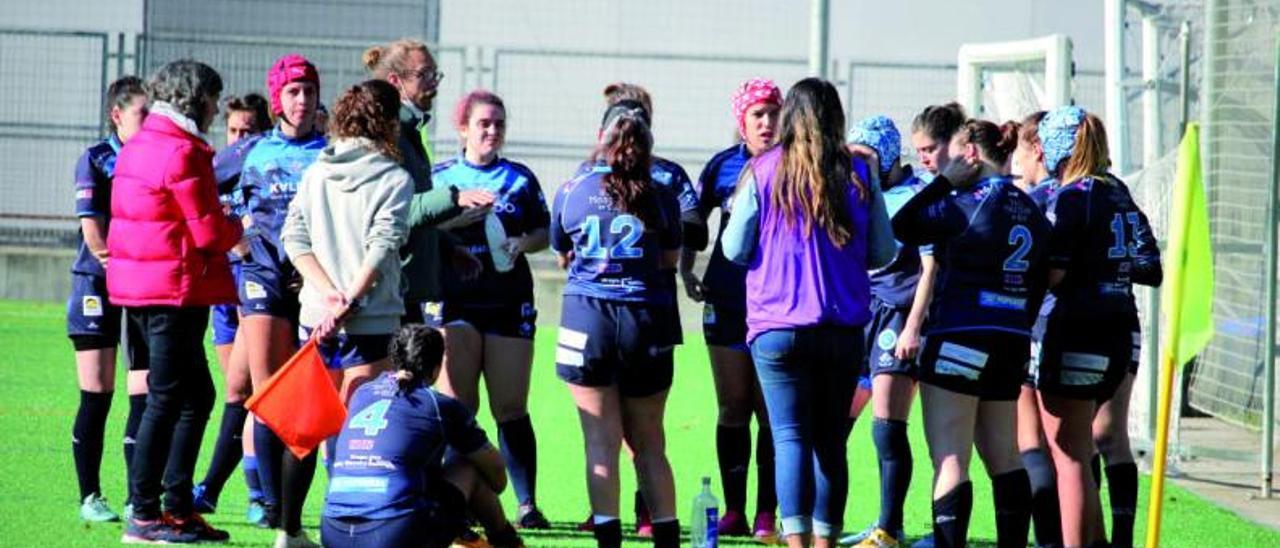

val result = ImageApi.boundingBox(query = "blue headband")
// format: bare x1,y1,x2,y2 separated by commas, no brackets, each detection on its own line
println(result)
1039,106,1086,175
847,115,901,175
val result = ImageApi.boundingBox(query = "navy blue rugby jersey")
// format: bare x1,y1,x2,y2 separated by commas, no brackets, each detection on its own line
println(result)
1047,174,1161,318
71,135,122,277
550,163,682,304
239,127,325,271
324,372,490,521
869,167,928,308
694,144,751,311
433,156,550,305
892,175,1051,336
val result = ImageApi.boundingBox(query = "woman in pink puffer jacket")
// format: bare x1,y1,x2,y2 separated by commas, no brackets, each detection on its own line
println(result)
108,59,242,545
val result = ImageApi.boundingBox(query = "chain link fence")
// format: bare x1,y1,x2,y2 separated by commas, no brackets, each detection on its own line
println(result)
0,29,109,247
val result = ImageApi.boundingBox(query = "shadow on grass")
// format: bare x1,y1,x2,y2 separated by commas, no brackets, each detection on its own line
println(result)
517,522,999,547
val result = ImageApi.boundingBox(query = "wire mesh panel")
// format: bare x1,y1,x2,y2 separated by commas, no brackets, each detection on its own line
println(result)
1189,0,1280,428
0,30,108,245
490,49,807,188
144,0,440,44
139,35,467,150
843,61,957,166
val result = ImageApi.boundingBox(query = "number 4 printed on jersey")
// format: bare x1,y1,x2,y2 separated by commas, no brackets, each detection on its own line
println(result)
348,399,391,436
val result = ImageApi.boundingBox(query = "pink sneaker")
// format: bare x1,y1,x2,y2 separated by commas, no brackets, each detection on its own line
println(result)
753,512,778,543
576,512,595,532
634,515,654,538
718,510,750,537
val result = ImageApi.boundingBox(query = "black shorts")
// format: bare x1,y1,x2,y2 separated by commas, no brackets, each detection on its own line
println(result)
555,294,676,398
238,261,299,320
702,301,748,351
1035,312,1132,402
864,299,917,379
299,326,392,370
66,273,121,349
1025,312,1050,387
919,330,1029,401
419,299,537,340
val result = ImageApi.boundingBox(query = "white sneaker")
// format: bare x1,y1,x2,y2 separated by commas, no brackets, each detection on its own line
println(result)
274,529,320,548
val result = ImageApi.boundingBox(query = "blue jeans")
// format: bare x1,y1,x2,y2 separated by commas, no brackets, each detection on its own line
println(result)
751,326,861,538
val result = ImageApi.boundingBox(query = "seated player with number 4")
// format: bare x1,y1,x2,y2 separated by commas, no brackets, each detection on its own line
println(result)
321,325,523,548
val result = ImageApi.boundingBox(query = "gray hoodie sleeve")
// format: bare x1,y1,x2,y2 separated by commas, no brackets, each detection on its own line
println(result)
363,169,413,272
281,173,313,260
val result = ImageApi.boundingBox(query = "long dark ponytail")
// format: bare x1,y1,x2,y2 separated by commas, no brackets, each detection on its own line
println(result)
592,102,662,226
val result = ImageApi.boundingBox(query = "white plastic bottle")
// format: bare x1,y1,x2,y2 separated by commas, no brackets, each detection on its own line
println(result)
690,476,719,547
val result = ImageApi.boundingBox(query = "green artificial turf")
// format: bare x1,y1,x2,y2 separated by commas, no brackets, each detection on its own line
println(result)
0,299,1275,546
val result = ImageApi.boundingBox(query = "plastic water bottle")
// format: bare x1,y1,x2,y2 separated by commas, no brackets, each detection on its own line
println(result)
690,476,719,547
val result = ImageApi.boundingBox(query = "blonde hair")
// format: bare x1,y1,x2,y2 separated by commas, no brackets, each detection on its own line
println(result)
1060,113,1111,185
362,38,429,79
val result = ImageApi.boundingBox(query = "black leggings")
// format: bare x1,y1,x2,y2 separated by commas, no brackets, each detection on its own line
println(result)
125,306,215,519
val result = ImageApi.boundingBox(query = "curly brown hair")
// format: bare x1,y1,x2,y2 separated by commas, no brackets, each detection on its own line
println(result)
330,79,402,162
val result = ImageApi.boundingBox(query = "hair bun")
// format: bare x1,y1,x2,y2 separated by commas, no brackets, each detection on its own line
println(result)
997,120,1020,156
362,46,384,71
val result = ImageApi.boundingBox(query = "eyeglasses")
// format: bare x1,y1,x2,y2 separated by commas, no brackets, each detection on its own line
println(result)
404,68,444,86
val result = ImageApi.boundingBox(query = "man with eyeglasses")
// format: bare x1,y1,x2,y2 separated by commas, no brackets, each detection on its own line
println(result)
363,39,492,330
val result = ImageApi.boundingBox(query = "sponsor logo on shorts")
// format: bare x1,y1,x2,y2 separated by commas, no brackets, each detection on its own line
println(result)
244,281,267,300
555,346,584,367
934,342,989,381
558,328,588,350
556,327,589,367
877,352,895,369
1060,352,1108,386
82,295,104,317
521,302,536,319
877,328,898,351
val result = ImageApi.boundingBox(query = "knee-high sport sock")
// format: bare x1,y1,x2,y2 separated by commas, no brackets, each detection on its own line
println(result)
992,470,1033,548
252,420,284,527
634,489,651,524
198,402,247,503
73,390,113,500
1091,454,1102,489
1021,449,1063,547
716,424,751,514
281,450,317,535
498,415,539,506
1106,463,1138,548
593,517,622,548
242,456,264,502
872,418,912,533
651,518,680,548
932,481,973,548
756,425,777,514
123,393,146,503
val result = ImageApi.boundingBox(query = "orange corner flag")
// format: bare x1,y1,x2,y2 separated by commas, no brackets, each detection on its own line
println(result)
245,339,346,459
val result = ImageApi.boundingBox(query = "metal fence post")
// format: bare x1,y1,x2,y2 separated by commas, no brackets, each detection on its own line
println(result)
1261,29,1280,500
808,0,829,78
1105,0,1129,174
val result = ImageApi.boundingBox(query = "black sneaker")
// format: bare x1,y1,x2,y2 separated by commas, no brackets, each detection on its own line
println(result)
166,512,230,543
122,516,199,544
516,506,551,529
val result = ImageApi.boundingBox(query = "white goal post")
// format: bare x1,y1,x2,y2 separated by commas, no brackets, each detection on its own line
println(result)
957,34,1075,120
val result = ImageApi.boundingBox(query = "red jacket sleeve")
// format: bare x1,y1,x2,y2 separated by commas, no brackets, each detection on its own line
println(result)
168,144,242,253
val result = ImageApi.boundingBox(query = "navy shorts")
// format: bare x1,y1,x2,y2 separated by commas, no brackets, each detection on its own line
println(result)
1035,312,1132,402
919,330,1029,401
864,299,917,379
321,479,466,548
419,300,537,340
555,294,676,398
211,262,242,346
238,261,299,320
702,301,748,352
66,273,122,350
300,326,392,370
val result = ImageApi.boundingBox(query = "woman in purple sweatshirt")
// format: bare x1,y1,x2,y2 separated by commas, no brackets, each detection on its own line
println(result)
722,77,893,547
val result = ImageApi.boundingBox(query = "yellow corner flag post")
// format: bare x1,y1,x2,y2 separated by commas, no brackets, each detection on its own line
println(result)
1146,123,1215,547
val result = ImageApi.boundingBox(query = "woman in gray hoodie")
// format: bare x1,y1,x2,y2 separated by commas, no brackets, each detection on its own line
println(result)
282,79,413,406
